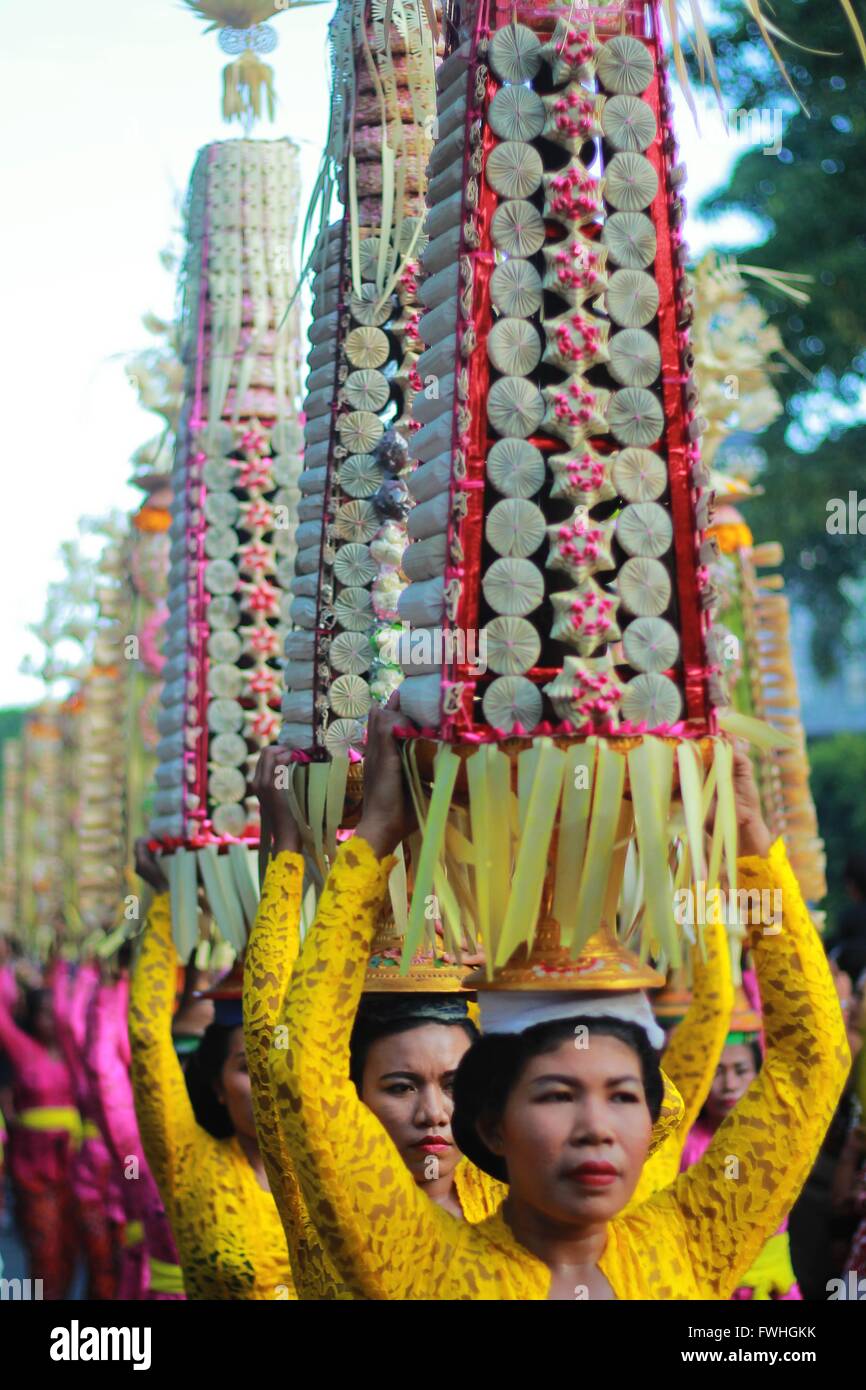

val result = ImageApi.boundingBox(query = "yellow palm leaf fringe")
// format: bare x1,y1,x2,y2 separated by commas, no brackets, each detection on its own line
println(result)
738,543,827,902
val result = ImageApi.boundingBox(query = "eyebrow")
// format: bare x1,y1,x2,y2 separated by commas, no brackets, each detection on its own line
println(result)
378,1070,457,1083
529,1073,643,1088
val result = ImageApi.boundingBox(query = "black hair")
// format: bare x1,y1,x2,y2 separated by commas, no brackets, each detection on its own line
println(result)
184,1021,241,1138
20,987,51,1040
452,1015,664,1183
349,995,478,1092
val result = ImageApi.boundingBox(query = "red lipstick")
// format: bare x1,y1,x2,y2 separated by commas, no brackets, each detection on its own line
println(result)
413,1135,452,1155
567,1160,619,1188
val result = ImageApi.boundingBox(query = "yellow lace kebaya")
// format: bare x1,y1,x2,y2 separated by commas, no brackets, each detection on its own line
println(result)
630,912,733,1206
273,836,849,1300
244,850,506,1299
129,894,293,1301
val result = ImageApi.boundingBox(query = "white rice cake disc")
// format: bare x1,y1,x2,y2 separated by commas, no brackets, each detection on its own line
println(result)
344,369,390,413
487,437,546,498
208,766,247,804
490,258,544,319
608,328,661,387
491,199,546,257
205,528,240,560
212,803,247,836
597,35,654,94
487,376,546,439
616,501,673,558
482,556,545,616
612,446,667,501
336,410,385,454
207,698,245,734
604,152,658,211
606,268,659,328
323,717,366,757
620,671,683,726
601,93,657,151
333,585,375,632
329,673,373,719
338,453,385,499
487,317,543,376
622,615,680,673
208,630,243,664
333,542,377,587
489,22,542,82
207,664,244,699
209,731,248,767
489,84,546,142
482,674,543,732
608,386,664,446
486,141,544,200
204,559,239,596
486,498,547,558
334,499,380,543
207,596,241,629
601,211,657,269
330,629,373,675
349,284,394,327
484,616,541,675
345,325,390,369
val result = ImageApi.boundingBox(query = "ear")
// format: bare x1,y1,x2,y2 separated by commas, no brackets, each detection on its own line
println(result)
476,1110,505,1158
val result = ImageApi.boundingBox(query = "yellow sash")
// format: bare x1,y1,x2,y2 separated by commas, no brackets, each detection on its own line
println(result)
742,1231,798,1300
17,1106,82,1139
123,1220,145,1248
81,1120,102,1141
148,1257,185,1295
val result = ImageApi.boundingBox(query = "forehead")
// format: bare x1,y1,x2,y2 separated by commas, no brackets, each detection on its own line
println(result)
365,1022,471,1075
518,1032,643,1084
720,1042,756,1067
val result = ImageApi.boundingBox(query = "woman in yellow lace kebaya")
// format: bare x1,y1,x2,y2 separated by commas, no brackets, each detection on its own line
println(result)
129,841,293,1301
680,977,802,1299
630,910,733,1205
273,704,850,1300
244,748,505,1298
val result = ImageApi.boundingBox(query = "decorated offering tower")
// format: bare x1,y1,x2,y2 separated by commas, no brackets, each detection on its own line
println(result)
148,5,304,947
280,1,443,778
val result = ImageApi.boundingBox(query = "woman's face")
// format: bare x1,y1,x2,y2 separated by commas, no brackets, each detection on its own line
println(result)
360,1023,471,1186
481,1035,654,1225
214,1026,257,1140
705,1042,758,1125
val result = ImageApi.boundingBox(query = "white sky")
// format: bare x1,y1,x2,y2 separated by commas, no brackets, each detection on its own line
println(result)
0,2,759,705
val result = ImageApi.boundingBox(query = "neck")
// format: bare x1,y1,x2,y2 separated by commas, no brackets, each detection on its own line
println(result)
236,1130,269,1190
503,1195,608,1276
415,1166,460,1212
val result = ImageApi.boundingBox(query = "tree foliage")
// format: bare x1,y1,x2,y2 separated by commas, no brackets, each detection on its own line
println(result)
808,733,866,926
697,1,866,670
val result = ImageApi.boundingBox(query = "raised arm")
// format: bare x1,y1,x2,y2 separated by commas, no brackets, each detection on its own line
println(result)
272,708,465,1300
0,978,45,1076
91,978,144,1184
128,843,198,1208
666,754,850,1297
632,911,733,1204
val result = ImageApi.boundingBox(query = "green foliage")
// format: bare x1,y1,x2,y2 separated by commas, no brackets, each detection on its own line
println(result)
808,733,866,926
697,1,866,671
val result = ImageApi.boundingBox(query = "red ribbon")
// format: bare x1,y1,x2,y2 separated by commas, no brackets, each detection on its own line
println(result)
637,9,710,735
